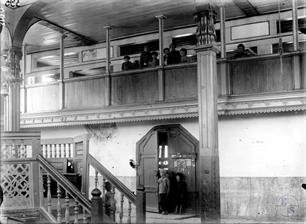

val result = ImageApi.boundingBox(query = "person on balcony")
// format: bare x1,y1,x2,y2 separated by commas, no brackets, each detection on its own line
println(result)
167,44,181,65
149,51,159,67
233,44,256,58
121,55,134,71
179,48,190,63
163,48,170,65
140,46,152,68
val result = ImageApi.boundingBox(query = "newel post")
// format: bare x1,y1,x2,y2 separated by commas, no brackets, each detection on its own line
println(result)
194,4,221,223
136,186,146,224
91,188,104,224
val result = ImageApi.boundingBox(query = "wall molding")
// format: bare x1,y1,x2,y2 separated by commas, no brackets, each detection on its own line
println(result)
20,91,306,128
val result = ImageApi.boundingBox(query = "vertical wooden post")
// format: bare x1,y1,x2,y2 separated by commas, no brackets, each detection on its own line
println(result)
91,188,104,224
156,15,166,102
220,6,226,59
194,6,221,223
219,5,229,96
31,135,42,209
79,135,90,197
59,34,65,110
22,44,27,114
292,0,301,89
104,26,112,106
292,0,299,52
136,187,146,224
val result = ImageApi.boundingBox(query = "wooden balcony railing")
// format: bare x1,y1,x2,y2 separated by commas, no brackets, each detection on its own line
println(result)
22,52,305,114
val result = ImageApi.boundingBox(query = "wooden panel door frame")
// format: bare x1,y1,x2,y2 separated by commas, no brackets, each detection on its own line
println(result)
136,124,199,214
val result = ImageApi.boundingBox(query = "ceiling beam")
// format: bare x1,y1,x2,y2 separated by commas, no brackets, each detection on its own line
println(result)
34,16,98,45
233,0,260,17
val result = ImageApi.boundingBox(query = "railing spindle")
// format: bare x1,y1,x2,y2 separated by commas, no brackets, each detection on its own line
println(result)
47,174,52,214
95,170,98,189
57,183,62,223
74,199,79,224
119,193,124,224
52,144,55,158
70,143,74,158
102,178,106,194
82,207,87,224
111,187,116,222
65,191,70,224
127,200,132,224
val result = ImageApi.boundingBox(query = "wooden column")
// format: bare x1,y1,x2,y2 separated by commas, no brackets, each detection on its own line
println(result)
104,26,112,106
156,15,166,101
5,47,22,132
59,34,65,109
219,5,229,96
292,0,301,89
194,7,221,222
22,44,27,113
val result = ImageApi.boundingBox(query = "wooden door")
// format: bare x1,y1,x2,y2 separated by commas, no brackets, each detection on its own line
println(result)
137,131,159,212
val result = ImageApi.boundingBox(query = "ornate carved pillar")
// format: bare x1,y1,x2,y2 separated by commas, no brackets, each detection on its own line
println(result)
2,47,23,131
194,5,221,222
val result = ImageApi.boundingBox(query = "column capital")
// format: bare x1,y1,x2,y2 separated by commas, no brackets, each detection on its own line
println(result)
194,6,217,46
195,44,219,53
104,26,112,30
1,46,23,84
155,15,167,20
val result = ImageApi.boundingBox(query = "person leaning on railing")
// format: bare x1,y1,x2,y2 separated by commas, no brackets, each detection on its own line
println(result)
148,51,159,67
121,55,135,71
233,43,257,58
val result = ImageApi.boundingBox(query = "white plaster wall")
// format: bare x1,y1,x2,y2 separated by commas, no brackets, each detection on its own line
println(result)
40,112,306,178
219,113,306,177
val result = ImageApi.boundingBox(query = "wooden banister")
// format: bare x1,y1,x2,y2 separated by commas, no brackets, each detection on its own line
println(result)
37,154,91,211
87,154,136,205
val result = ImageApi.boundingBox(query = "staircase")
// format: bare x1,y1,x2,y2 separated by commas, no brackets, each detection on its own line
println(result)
0,132,137,224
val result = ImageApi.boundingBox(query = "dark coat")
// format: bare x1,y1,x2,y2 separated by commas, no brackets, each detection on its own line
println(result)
167,50,180,65
140,51,152,68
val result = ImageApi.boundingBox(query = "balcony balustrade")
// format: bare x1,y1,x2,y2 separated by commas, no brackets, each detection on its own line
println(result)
20,52,306,126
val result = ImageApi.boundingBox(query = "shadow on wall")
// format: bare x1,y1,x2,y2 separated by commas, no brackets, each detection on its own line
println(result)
85,123,118,142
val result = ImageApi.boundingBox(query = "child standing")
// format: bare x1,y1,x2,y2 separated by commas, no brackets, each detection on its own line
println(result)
158,169,170,215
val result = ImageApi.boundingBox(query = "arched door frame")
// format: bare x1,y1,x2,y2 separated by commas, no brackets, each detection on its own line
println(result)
136,124,200,214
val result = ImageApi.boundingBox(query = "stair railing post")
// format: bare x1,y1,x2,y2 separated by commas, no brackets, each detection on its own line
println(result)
136,187,146,224
91,188,104,224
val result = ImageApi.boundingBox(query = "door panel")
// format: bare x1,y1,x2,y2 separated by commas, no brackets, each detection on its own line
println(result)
140,132,159,212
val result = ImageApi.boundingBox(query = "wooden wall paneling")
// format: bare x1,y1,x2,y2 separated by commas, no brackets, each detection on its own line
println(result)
64,77,106,109
164,65,197,101
111,71,159,105
230,56,293,95
26,84,59,113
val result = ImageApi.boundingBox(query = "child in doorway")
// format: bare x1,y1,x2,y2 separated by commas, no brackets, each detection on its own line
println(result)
158,169,170,215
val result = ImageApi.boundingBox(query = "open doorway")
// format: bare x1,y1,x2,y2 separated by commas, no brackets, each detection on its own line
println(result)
136,124,199,214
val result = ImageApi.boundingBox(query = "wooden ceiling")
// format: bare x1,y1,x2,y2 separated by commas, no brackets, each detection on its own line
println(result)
19,0,305,53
